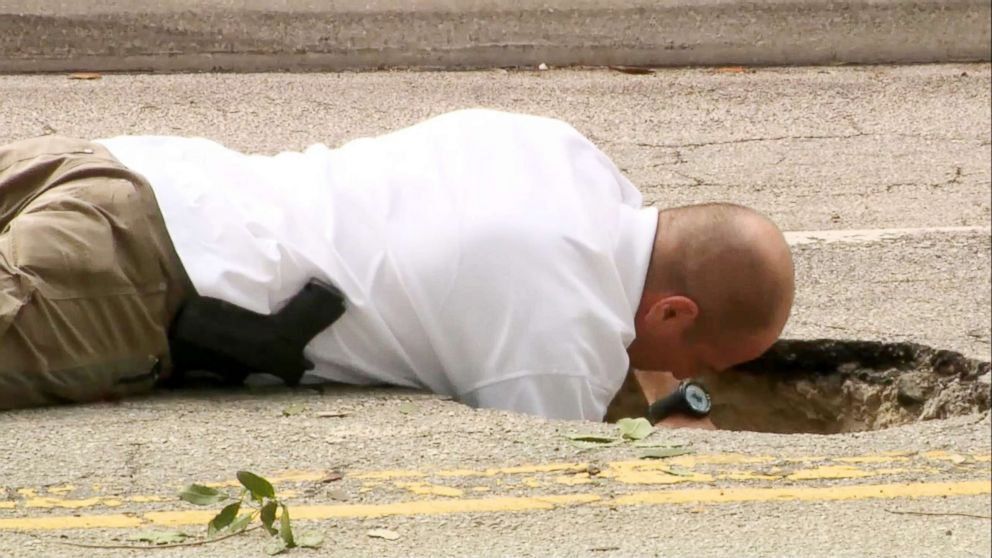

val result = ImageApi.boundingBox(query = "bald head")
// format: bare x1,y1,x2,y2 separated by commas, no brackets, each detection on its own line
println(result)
645,203,794,342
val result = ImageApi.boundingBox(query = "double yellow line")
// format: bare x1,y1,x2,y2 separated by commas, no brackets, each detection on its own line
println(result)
2,451,989,531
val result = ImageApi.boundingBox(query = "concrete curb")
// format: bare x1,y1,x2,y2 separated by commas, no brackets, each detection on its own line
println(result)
1,0,990,73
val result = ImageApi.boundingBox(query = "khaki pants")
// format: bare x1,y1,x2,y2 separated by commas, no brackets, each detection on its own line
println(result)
0,136,191,410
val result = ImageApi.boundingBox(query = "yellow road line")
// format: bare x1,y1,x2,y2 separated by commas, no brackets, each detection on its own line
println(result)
1,480,988,531
3,453,988,512
609,480,992,506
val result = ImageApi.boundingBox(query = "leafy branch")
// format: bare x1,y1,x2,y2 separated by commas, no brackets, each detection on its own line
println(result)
180,471,323,555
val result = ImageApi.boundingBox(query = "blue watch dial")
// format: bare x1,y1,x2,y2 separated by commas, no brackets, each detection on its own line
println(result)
684,383,711,413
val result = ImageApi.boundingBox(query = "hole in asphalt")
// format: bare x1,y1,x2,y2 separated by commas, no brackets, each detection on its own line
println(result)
609,339,991,434
704,339,991,434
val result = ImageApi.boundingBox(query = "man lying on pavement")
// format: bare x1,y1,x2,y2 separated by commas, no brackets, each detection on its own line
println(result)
0,109,794,428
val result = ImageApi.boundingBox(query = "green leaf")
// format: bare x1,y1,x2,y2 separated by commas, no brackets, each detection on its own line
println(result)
296,531,325,549
179,484,228,506
564,433,618,443
126,530,189,545
265,538,289,555
567,439,624,451
279,504,295,547
640,447,694,459
237,471,276,501
617,417,653,440
398,402,417,414
282,403,307,417
228,512,254,533
631,441,690,449
208,502,241,537
260,500,279,536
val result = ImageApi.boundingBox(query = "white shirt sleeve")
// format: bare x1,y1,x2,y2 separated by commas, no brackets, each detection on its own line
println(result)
459,374,613,421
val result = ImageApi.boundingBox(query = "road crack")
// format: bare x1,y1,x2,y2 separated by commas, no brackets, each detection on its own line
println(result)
636,133,869,149
123,442,145,480
633,133,988,150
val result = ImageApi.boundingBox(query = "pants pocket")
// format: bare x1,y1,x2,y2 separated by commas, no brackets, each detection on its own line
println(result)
9,178,159,300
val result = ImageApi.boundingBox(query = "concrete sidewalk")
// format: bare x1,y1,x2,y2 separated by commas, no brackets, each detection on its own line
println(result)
1,0,990,73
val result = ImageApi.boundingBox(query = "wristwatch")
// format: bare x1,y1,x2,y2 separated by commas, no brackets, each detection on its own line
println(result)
646,380,712,424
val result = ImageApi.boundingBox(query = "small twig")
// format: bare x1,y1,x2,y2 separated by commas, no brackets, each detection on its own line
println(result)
885,509,992,520
51,525,261,550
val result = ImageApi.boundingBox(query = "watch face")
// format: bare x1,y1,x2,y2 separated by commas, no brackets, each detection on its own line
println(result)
684,383,711,413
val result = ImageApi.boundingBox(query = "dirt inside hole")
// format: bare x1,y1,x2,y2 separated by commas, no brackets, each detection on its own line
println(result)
609,339,991,434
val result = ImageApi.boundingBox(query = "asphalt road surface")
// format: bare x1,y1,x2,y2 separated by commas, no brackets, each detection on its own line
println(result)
0,64,990,557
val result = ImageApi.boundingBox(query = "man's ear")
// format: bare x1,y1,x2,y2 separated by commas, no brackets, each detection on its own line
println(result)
644,295,699,330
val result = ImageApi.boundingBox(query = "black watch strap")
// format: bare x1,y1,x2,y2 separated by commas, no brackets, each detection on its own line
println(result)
646,381,711,424
646,389,687,425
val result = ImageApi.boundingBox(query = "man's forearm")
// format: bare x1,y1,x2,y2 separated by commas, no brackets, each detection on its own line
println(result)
633,369,716,430
632,369,681,402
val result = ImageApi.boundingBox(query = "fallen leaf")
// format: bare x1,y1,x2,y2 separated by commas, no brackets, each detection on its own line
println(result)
755,468,787,478
296,531,325,549
609,66,654,75
632,441,690,449
265,538,289,555
126,530,189,545
640,447,694,460
367,528,401,541
661,466,694,476
327,489,349,501
282,403,307,417
398,402,417,414
567,439,624,451
319,471,343,483
565,434,623,451
68,72,102,80
315,411,348,418
565,433,618,443
715,66,747,73
949,454,970,465
617,417,653,440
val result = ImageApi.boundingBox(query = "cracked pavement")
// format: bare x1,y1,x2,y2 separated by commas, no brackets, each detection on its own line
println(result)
3,64,988,233
0,64,990,557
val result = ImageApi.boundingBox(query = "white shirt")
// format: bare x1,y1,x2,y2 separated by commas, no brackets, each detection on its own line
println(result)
97,109,658,421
